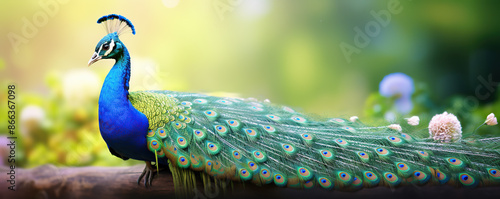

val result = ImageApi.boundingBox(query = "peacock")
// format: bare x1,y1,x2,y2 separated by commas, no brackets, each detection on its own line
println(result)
88,14,500,195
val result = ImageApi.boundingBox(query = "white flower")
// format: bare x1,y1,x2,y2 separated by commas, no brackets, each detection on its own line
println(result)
428,112,462,142
20,105,45,123
20,105,46,137
349,116,359,122
387,124,402,132
485,113,498,126
405,116,420,126
63,69,100,108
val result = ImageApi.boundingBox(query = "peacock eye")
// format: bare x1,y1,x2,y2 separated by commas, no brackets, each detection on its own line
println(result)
102,43,110,50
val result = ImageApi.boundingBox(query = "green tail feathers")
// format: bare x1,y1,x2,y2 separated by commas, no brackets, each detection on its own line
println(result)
129,90,500,191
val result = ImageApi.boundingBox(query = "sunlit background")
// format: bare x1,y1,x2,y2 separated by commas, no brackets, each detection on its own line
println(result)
0,0,499,168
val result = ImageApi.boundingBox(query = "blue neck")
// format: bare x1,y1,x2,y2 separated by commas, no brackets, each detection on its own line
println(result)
98,47,158,162
101,48,131,102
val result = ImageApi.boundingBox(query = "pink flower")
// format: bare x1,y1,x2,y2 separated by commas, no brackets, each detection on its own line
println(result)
485,113,498,126
405,116,420,126
428,112,462,142
387,124,402,132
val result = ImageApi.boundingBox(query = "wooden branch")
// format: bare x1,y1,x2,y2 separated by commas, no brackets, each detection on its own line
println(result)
1,165,499,199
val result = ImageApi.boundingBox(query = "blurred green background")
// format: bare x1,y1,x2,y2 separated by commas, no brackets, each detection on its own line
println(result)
0,0,498,168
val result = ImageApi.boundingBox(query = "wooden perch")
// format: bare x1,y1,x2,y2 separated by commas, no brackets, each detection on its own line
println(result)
1,165,500,199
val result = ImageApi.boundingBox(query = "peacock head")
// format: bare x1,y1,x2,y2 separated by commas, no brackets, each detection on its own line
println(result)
88,14,136,66
88,33,123,65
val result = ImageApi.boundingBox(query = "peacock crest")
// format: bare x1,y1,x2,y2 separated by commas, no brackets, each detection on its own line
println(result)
97,14,136,36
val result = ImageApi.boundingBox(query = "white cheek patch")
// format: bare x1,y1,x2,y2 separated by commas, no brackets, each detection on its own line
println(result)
103,39,115,57
96,45,103,56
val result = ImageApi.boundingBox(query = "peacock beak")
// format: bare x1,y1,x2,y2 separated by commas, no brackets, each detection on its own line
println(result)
88,52,102,66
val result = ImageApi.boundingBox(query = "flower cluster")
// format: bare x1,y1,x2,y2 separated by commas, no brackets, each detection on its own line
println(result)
428,112,462,142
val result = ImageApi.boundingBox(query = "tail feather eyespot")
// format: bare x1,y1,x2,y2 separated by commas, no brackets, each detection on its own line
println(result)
193,99,207,104
488,168,500,180
357,151,369,162
350,176,363,190
176,136,188,149
387,136,404,146
232,150,242,160
413,170,430,184
300,133,314,145
458,173,477,188
216,99,233,105
363,171,380,184
400,133,414,142
259,168,273,184
238,168,252,181
434,169,450,184
214,125,228,136
446,157,465,170
204,110,219,121
273,173,287,187
226,119,241,130
157,128,167,138
395,162,412,177
297,167,313,181
291,116,307,124
320,150,334,162
260,168,271,178
266,114,281,121
147,138,161,152
193,129,207,141
383,172,401,186
177,155,190,168
247,161,259,172
262,125,276,134
252,150,267,163
147,130,155,137
244,128,260,140
206,141,220,155
335,138,349,147
281,143,297,155
375,147,390,156
342,126,356,133
337,171,353,183
317,177,334,190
